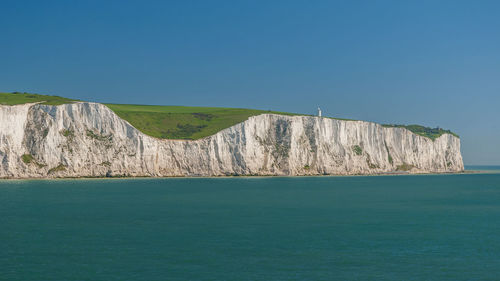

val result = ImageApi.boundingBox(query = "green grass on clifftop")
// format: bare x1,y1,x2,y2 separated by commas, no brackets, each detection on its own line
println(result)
105,105,459,140
105,104,298,140
382,124,459,140
0,92,459,141
0,92,77,105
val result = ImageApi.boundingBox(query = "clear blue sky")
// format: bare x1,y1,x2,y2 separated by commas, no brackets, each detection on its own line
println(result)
1,0,499,164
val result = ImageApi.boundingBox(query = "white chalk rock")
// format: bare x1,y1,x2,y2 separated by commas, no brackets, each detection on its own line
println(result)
0,102,464,178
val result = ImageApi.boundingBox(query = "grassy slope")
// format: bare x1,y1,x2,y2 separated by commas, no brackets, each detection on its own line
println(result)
382,124,459,140
105,104,299,140
0,92,77,105
0,92,458,140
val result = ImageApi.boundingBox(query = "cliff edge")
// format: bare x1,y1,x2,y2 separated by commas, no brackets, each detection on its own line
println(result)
0,102,464,178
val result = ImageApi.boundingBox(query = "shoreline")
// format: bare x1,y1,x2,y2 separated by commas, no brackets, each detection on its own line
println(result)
0,170,494,181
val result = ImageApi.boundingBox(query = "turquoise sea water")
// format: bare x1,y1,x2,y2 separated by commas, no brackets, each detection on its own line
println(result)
466,165,500,172
2,172,500,280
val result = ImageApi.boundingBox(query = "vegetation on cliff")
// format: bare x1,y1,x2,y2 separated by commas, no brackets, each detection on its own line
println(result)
382,124,459,140
1,92,459,141
105,104,296,140
0,92,77,105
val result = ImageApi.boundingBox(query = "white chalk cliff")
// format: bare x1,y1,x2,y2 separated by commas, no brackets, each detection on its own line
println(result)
0,102,464,178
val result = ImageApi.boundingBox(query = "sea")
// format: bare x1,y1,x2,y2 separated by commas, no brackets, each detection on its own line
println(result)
1,166,500,281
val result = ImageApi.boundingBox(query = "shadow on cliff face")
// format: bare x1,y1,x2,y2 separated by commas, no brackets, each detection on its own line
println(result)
270,119,292,172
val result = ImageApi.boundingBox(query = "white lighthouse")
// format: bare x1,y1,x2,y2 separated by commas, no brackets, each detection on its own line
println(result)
317,107,322,117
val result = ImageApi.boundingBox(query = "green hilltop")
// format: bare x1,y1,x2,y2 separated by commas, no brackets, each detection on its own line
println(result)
382,124,459,141
0,92,458,140
104,103,296,140
0,92,77,105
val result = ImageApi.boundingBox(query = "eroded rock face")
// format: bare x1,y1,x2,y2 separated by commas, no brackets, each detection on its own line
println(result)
0,102,464,178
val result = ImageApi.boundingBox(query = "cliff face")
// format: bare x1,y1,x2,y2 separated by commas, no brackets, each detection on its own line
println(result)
0,102,464,178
